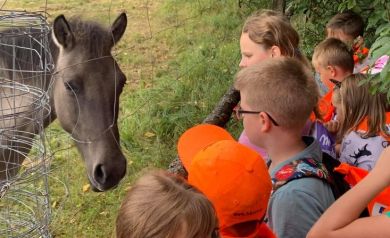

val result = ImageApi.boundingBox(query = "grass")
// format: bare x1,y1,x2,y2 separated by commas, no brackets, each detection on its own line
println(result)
0,0,260,237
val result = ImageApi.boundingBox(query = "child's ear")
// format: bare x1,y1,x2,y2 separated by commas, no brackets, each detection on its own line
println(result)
270,45,282,58
327,65,337,77
259,112,272,132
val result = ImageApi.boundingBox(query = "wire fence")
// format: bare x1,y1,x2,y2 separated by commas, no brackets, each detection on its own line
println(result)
0,8,53,238
0,0,242,236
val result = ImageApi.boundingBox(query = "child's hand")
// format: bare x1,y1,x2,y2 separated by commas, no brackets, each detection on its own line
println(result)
324,120,339,134
370,147,390,186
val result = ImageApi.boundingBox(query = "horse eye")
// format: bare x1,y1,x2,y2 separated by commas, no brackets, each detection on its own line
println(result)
64,81,79,93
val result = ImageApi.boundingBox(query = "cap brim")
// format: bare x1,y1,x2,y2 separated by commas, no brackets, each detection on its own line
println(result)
177,124,234,170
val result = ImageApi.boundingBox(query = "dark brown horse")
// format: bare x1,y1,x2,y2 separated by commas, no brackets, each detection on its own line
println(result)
0,13,128,191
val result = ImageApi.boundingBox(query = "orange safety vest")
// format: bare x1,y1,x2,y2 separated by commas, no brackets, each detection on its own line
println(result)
311,90,334,122
335,163,390,216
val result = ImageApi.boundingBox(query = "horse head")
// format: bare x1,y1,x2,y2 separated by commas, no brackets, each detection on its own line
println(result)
51,13,127,191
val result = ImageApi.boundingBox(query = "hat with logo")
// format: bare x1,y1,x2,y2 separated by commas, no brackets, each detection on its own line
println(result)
177,124,272,233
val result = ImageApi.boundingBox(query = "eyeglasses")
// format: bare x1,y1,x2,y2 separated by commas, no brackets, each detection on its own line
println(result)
233,105,279,126
330,78,342,88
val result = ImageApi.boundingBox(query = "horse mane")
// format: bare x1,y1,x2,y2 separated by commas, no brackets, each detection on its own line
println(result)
0,15,113,87
65,16,113,59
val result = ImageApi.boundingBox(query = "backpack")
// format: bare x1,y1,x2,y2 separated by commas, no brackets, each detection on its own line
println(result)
271,152,369,217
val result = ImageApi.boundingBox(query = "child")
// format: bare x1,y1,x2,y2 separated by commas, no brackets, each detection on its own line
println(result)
238,10,312,155
326,11,369,73
312,37,354,122
336,74,390,171
116,170,219,238
307,147,390,238
204,9,311,157
234,57,335,238
177,124,274,238
239,10,310,69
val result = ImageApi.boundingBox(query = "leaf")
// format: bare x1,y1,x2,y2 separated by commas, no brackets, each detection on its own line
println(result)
369,36,390,58
375,23,390,36
144,131,156,138
347,0,356,9
82,184,90,193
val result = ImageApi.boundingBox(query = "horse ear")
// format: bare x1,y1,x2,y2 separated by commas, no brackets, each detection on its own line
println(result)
110,12,127,46
52,15,75,50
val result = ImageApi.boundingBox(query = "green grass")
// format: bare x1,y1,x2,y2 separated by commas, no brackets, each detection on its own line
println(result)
0,0,264,236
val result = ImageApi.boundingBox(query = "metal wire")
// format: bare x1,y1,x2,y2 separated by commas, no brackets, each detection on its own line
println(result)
0,9,52,238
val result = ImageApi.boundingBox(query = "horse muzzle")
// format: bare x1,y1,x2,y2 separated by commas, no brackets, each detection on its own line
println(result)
88,155,127,192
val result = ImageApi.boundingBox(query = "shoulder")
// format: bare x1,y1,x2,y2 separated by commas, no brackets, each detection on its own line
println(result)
271,178,334,208
268,179,334,238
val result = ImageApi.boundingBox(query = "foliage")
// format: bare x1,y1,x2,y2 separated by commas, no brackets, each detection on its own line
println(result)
287,0,390,99
2,0,389,237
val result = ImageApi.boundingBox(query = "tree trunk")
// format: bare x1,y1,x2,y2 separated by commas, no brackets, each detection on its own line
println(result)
202,86,240,127
272,0,286,13
167,86,240,177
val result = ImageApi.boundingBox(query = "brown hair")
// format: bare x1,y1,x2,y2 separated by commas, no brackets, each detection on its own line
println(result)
242,10,310,67
312,38,354,73
234,57,319,128
116,170,218,238
338,74,389,140
326,10,365,39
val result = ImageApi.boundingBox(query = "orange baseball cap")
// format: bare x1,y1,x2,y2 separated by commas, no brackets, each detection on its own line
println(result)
178,124,234,170
177,124,272,234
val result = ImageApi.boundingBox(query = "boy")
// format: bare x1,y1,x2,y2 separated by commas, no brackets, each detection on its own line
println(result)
312,37,354,123
326,11,369,73
177,124,275,238
234,57,335,238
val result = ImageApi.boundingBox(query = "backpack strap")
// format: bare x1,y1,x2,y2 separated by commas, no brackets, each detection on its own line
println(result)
272,158,332,192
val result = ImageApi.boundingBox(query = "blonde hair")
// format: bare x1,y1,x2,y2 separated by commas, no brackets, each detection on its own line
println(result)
326,11,365,39
234,57,319,128
338,74,389,140
332,87,341,105
116,170,218,238
312,38,354,73
242,10,310,67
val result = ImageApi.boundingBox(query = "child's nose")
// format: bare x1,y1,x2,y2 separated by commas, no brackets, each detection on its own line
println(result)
239,59,245,68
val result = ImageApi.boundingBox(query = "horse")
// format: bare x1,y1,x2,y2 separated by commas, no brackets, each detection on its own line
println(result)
0,13,128,192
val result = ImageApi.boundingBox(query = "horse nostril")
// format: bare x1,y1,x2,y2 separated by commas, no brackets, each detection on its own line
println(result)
94,164,107,185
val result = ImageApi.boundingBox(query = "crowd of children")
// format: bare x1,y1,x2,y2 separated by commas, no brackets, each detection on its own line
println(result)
115,9,390,238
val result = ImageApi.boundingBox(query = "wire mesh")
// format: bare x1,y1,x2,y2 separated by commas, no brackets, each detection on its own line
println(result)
0,10,52,238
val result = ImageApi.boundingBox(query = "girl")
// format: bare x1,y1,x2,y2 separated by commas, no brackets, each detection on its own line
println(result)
236,10,312,156
336,74,390,171
116,170,219,238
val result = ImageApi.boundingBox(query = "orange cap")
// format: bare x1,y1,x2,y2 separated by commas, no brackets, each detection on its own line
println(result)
177,124,272,232
178,124,234,170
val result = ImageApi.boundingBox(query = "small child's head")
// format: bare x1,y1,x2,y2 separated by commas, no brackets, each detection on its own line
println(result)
240,10,309,68
312,38,354,90
326,10,365,45
234,57,319,147
177,124,272,238
338,74,388,139
116,170,218,238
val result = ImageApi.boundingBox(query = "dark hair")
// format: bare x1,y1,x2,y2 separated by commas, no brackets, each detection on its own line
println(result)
326,11,365,38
